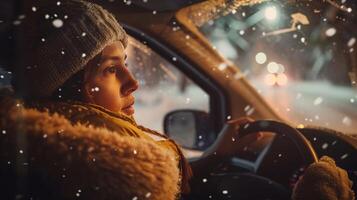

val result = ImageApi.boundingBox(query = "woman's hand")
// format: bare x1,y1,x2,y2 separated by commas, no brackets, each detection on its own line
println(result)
191,117,266,176
223,117,264,156
292,156,355,200
204,117,265,158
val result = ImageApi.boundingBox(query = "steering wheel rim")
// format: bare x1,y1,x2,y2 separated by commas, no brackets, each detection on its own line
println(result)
238,120,318,166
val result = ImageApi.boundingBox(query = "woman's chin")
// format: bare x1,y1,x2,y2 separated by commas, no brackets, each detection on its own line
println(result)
122,105,135,116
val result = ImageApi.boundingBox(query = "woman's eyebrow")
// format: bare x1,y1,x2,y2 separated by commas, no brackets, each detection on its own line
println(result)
101,56,123,62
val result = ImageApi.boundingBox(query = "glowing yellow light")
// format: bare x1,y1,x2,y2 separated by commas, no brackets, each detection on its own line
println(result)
276,73,288,86
297,124,305,129
264,74,277,86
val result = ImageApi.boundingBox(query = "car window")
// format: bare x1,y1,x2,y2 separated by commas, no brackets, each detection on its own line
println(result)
126,36,210,134
198,1,357,134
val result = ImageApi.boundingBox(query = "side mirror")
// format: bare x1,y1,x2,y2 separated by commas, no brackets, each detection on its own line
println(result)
163,109,216,150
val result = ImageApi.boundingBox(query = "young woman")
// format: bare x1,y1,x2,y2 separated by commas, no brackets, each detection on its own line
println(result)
0,0,354,200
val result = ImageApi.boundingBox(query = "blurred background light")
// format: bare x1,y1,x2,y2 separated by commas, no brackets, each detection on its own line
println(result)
264,6,278,21
276,73,288,86
267,62,279,73
255,52,267,64
264,74,277,86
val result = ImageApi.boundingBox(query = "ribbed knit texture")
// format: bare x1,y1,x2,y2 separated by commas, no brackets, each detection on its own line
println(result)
14,0,127,97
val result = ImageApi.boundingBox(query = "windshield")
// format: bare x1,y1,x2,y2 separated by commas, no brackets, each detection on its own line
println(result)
198,0,357,134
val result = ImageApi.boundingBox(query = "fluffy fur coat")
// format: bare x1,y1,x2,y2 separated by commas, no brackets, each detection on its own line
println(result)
0,97,180,200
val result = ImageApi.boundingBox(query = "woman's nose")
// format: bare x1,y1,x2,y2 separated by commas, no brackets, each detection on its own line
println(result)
120,69,139,96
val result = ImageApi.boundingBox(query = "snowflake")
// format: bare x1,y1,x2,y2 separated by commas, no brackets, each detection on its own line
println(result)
340,153,348,160
313,97,323,106
218,63,227,71
322,143,329,149
348,37,356,47
52,19,64,28
325,27,336,37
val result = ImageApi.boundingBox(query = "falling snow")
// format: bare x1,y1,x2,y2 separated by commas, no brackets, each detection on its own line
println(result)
313,97,323,106
348,37,356,47
342,116,352,126
340,153,349,160
52,19,64,28
325,27,336,37
218,63,227,71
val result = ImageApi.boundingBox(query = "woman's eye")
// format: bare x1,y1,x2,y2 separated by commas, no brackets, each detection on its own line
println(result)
106,66,117,74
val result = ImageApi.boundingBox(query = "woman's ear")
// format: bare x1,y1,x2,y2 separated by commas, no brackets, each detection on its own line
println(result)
82,82,95,104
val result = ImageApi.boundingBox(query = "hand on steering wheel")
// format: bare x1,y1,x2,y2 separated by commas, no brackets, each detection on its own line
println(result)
211,117,263,157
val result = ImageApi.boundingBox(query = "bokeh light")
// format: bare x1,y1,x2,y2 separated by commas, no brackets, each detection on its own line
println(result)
255,52,267,64
267,62,279,73
264,6,278,21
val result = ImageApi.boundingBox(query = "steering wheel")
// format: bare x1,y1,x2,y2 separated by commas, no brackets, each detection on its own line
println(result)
188,120,319,200
237,120,318,167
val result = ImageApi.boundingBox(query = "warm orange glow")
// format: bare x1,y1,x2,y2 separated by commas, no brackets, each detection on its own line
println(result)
264,74,277,86
276,73,288,86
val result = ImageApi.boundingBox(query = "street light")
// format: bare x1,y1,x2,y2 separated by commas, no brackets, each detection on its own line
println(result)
264,6,278,21
255,52,267,64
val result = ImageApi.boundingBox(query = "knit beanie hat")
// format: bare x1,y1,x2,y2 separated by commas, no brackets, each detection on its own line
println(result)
13,0,128,98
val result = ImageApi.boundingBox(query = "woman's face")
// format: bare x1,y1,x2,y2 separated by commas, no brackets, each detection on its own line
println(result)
83,41,138,116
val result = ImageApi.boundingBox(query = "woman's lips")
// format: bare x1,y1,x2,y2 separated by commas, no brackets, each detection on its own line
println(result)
122,103,135,115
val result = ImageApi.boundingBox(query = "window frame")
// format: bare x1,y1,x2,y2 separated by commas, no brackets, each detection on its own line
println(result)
123,24,229,136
